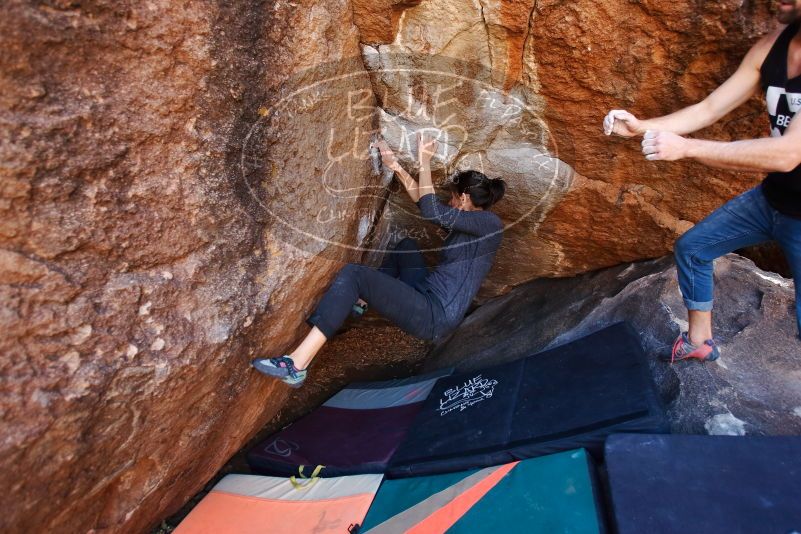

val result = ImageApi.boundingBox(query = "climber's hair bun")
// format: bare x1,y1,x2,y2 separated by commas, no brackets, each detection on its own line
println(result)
448,170,507,208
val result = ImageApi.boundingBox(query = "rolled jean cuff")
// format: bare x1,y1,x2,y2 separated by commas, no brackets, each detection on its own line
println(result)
682,297,713,312
306,314,335,340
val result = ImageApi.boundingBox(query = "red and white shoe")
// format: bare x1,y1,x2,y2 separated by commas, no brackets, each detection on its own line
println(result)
662,332,720,364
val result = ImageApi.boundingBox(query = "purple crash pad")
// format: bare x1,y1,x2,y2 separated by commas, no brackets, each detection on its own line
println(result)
247,369,451,477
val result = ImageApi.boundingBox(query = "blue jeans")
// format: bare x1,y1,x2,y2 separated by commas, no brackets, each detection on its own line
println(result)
674,185,801,338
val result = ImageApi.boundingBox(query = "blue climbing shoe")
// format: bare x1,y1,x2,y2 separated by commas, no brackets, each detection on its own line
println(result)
251,356,307,388
351,300,368,318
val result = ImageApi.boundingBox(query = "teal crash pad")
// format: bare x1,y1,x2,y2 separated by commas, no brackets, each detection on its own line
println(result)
361,448,604,533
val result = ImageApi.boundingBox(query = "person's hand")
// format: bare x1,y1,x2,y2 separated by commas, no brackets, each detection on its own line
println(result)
603,110,644,138
372,139,401,171
417,131,438,165
641,130,688,161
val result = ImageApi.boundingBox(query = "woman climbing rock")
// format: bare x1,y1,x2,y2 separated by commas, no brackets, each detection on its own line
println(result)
252,132,507,387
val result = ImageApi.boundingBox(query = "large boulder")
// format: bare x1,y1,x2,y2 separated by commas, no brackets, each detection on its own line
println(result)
1,0,787,532
426,254,801,436
0,2,384,533
357,0,776,294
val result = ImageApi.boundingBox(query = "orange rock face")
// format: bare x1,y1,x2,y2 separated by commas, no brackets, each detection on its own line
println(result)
530,0,776,277
357,0,778,293
352,0,423,44
1,1,382,533
0,1,786,533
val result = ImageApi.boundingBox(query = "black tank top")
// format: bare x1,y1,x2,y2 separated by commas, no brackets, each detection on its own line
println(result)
760,20,801,218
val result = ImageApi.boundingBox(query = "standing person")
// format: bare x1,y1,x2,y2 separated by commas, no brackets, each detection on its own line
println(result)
603,0,801,362
252,132,507,387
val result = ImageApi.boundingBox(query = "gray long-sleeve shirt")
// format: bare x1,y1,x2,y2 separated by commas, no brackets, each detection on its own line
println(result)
416,193,504,331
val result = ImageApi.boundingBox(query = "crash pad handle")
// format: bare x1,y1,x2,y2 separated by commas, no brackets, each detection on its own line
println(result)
289,464,325,490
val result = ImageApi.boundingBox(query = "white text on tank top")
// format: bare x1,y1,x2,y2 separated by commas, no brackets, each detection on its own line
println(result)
766,85,801,136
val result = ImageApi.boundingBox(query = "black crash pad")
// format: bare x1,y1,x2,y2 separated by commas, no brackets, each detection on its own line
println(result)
606,433,801,534
388,322,668,477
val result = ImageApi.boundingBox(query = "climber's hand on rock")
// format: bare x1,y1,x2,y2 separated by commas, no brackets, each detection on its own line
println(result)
417,131,438,164
603,110,643,138
373,139,401,170
641,130,688,162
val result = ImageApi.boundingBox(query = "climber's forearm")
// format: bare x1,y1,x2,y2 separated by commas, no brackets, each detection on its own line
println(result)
417,160,435,197
641,128,801,173
684,137,801,173
394,165,421,203
638,102,719,136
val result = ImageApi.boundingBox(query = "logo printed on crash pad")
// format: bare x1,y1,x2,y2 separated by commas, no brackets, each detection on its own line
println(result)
264,438,300,457
438,374,498,416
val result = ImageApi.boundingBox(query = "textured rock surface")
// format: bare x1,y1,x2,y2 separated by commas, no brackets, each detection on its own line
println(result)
2,1,790,533
359,0,777,295
0,2,382,533
426,254,801,436
531,0,776,276
352,0,423,44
